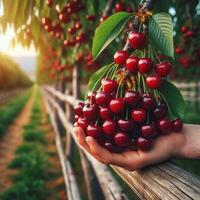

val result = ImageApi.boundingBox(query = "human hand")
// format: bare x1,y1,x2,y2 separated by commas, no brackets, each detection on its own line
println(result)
73,125,191,171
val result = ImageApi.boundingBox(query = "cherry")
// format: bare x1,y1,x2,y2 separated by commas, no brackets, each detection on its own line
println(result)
103,120,117,137
131,109,147,123
100,107,113,120
100,15,108,23
77,117,89,130
181,26,188,33
114,132,130,147
146,75,162,89
87,125,102,139
142,95,156,110
157,118,172,134
82,104,99,121
59,13,69,23
87,91,96,104
75,22,82,30
184,31,193,39
42,17,52,26
74,102,84,116
125,56,139,73
102,79,118,93
141,124,157,139
95,92,110,107
172,118,183,132
104,141,122,153
67,27,76,34
153,105,166,119
136,137,152,151
114,50,129,65
124,91,142,107
110,98,125,113
115,3,125,12
128,32,147,49
155,62,171,77
47,0,54,7
86,15,97,21
138,58,153,73
118,119,133,132
175,47,184,54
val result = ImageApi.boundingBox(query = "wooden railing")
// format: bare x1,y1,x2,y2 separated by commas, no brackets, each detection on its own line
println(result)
42,85,200,200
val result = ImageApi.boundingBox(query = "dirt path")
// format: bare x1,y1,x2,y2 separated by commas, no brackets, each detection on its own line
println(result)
0,96,34,192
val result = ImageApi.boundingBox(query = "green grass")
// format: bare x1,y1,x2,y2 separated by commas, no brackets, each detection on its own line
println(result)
0,89,31,137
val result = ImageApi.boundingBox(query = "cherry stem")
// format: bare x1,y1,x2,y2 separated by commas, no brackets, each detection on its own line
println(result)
151,45,161,63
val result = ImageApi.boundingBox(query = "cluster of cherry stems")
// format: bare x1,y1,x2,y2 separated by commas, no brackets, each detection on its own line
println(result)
74,29,183,153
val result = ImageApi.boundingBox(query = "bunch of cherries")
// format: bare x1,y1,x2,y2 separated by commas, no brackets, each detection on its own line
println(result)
74,31,183,153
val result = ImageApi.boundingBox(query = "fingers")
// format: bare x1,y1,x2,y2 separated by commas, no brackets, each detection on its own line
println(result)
73,127,92,154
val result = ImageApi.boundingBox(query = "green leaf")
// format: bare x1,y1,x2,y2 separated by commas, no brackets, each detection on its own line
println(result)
92,12,132,59
87,63,115,94
159,80,185,119
148,12,174,58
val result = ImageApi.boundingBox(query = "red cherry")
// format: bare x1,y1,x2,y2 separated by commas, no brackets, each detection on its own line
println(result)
103,120,117,137
146,75,162,89
115,3,126,12
59,13,69,23
47,0,54,7
155,62,171,77
124,91,142,107
184,31,193,38
74,115,79,122
114,50,129,65
82,104,99,121
104,141,122,153
172,118,183,132
77,117,89,130
125,56,139,73
142,95,156,109
67,27,76,34
128,32,147,49
175,47,184,54
102,79,118,93
153,105,167,119
75,22,82,30
100,107,113,120
131,109,147,123
181,26,188,33
114,132,130,147
157,118,172,134
100,15,108,23
95,92,110,107
110,98,125,113
42,17,52,26
74,102,84,116
141,124,157,139
136,137,152,151
118,119,133,132
87,125,102,139
138,58,153,73
86,15,97,21
87,91,96,104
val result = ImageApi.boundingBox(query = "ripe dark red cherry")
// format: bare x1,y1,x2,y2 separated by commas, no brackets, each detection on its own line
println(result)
157,118,172,134
128,31,147,49
175,47,184,54
74,102,84,116
136,137,152,151
59,13,69,23
87,125,102,139
77,117,89,130
153,105,166,119
104,142,122,153
114,50,129,65
155,62,171,77
103,120,117,137
82,104,99,121
138,58,153,73
181,26,188,33
95,92,110,107
100,107,113,120
102,79,118,93
141,124,157,139
142,95,156,109
115,3,125,12
47,0,54,7
87,91,96,104
125,56,139,73
124,91,142,107
146,75,162,89
131,109,147,123
172,118,183,132
118,119,133,132
114,132,130,147
110,98,125,113
75,22,82,30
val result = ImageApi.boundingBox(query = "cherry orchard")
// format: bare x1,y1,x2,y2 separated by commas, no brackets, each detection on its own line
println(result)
74,2,185,153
